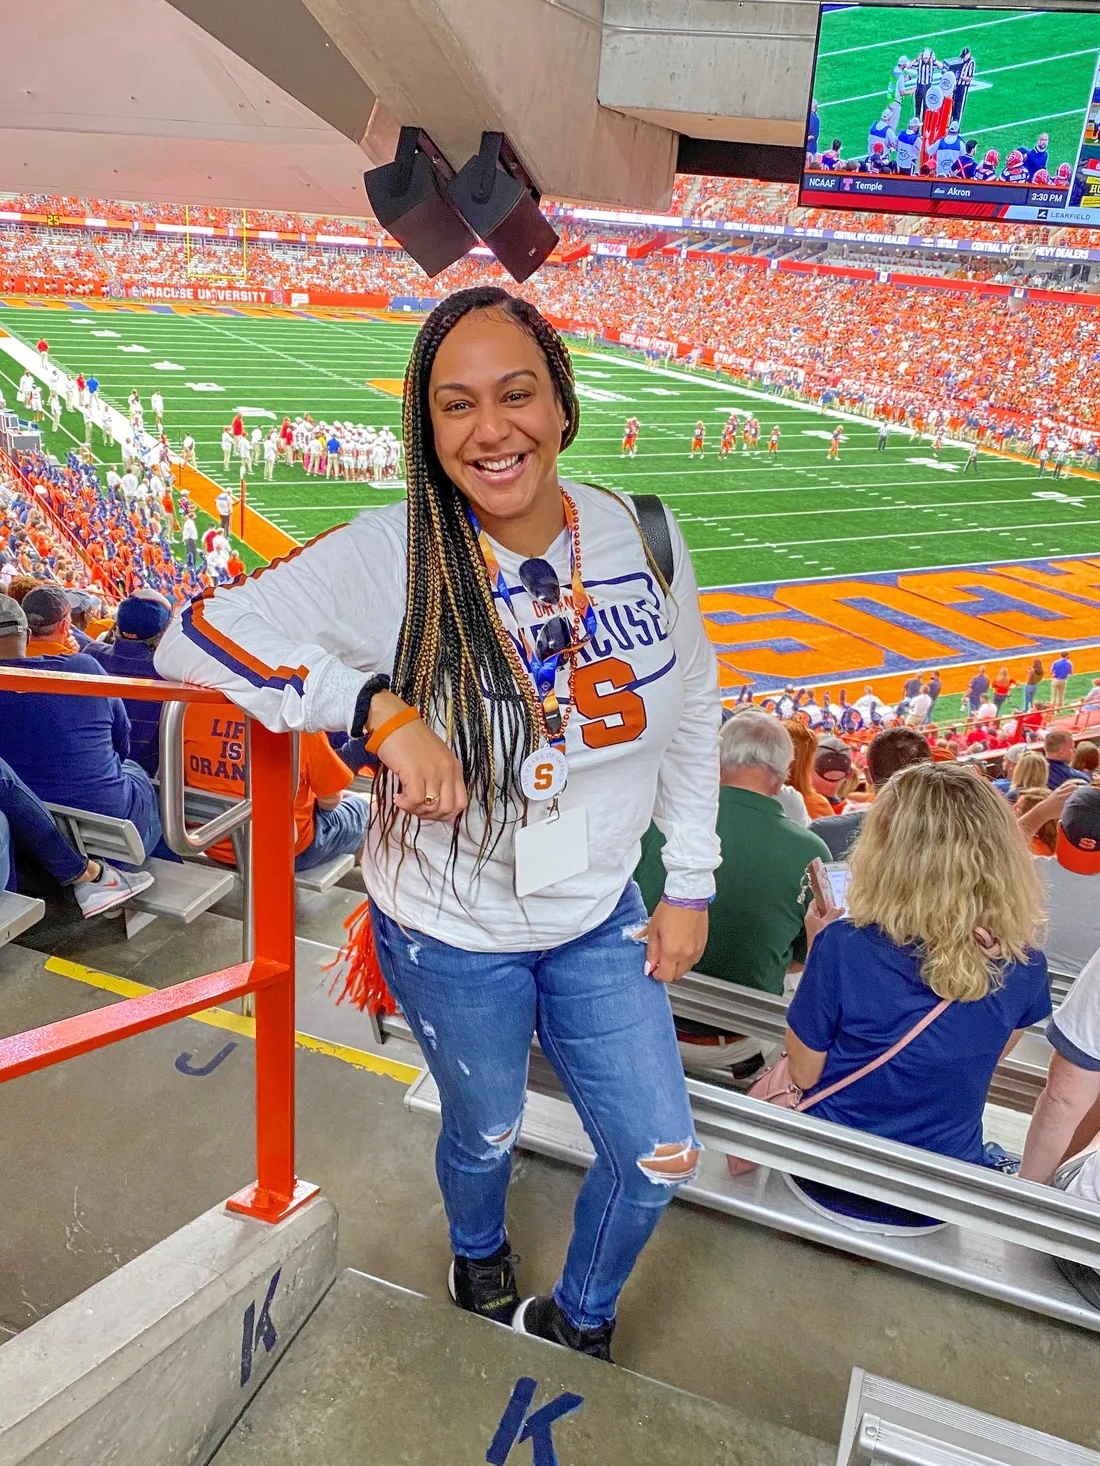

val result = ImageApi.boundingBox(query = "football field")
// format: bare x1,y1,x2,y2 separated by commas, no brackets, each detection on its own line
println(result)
3,302,1100,594
811,5,1100,171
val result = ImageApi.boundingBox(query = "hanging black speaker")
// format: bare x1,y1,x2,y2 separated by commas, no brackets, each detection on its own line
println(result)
363,127,477,278
447,133,559,283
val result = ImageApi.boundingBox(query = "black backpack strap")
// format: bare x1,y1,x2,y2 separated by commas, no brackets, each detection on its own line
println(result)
629,493,674,585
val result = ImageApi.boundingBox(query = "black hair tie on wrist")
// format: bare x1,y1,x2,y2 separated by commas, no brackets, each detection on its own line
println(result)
350,673,392,739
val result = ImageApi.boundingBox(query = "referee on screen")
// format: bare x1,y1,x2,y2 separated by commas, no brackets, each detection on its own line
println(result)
915,48,936,118
951,47,976,124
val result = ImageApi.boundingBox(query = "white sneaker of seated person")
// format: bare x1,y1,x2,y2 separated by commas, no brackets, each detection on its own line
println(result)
72,862,155,920
676,1029,764,1077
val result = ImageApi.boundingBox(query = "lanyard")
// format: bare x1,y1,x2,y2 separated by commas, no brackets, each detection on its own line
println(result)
469,488,597,749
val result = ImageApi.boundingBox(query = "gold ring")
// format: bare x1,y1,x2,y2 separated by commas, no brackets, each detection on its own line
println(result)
424,793,439,806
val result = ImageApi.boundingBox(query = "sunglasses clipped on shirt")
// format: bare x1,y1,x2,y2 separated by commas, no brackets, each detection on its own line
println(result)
518,556,586,663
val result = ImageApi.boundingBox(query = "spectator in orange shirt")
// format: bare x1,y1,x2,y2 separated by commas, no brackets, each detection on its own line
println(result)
785,720,834,821
22,584,82,655
183,707,369,871
226,551,245,580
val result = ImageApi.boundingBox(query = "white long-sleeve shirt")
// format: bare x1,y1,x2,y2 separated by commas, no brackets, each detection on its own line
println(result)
155,479,721,950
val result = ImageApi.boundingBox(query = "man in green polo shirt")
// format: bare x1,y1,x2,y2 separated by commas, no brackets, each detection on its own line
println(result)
636,709,832,997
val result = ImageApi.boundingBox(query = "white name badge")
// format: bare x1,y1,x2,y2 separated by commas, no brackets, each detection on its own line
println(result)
514,804,589,898
520,746,568,801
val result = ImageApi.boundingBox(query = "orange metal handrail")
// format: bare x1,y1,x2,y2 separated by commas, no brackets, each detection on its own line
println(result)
0,666,317,1224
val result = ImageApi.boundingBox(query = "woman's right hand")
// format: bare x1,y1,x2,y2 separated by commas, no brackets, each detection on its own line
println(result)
804,901,844,953
367,691,468,822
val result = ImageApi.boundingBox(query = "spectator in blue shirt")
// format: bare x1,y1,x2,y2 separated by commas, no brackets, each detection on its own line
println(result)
1050,650,1073,710
967,664,990,713
87,593,171,777
1044,728,1089,791
0,594,167,863
785,761,1049,1230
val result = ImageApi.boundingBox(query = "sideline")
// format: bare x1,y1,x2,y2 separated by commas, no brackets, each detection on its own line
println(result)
0,327,297,564
43,956,420,1086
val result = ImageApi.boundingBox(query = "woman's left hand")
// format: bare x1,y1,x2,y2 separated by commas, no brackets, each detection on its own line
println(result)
644,901,709,984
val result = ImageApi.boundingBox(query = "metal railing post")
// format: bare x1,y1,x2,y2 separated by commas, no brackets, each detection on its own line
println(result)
226,719,317,1221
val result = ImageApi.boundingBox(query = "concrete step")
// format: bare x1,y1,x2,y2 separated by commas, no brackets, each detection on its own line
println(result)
214,1269,832,1465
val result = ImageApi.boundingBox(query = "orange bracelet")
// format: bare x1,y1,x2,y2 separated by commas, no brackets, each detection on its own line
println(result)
365,705,421,756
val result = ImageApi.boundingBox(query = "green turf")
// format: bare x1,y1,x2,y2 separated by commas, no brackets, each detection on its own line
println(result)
812,5,1100,170
4,303,1100,590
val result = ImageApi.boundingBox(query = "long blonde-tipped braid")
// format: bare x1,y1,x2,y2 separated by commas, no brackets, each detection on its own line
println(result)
379,288,566,864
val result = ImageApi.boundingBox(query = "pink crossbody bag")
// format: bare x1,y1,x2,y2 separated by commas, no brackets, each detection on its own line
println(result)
726,997,952,1178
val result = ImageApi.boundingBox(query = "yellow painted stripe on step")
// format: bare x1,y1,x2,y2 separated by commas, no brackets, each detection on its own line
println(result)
43,957,420,1084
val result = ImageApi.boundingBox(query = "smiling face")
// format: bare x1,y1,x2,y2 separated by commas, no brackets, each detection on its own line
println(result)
428,309,568,550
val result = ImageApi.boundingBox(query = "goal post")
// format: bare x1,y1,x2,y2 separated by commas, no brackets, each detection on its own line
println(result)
184,205,249,282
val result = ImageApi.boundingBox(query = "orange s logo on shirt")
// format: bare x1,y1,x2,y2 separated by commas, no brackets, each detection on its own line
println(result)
574,657,648,748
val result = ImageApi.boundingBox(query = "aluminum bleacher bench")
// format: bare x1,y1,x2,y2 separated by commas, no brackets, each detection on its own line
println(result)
836,1369,1100,1465
0,891,45,947
667,968,1052,1114
406,1066,1100,1336
294,854,357,893
378,968,1051,1114
45,802,234,933
1050,968,1075,1006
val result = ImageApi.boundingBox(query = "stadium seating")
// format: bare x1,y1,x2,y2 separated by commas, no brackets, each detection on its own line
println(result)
405,1062,1100,1334
0,891,44,947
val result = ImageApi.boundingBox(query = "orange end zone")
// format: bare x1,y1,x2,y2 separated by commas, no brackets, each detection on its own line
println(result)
367,378,405,397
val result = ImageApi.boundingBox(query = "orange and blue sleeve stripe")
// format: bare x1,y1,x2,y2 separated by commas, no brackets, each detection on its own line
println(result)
180,526,344,695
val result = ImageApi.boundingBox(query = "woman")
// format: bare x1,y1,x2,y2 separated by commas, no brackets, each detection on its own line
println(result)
156,287,721,1362
785,719,833,820
1072,740,1100,783
783,762,1050,1231
1023,658,1044,713
991,665,1014,712
1008,748,1049,803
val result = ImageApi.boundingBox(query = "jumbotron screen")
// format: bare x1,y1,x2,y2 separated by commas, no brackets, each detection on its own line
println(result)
800,3,1100,226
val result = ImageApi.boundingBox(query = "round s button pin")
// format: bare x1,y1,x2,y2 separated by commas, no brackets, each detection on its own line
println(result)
520,747,568,801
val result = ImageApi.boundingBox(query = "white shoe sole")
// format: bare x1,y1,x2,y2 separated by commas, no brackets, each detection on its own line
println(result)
77,869,154,919
511,1296,535,1336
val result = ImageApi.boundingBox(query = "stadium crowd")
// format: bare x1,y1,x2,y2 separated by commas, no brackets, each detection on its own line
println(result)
11,182,1086,250
1,266,1100,1334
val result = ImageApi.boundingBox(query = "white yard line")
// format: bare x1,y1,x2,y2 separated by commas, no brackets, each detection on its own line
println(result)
971,108,1084,138
818,11,1040,59
691,517,1100,552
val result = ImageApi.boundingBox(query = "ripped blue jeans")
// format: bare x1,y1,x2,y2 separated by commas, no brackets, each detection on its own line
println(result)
370,883,698,1330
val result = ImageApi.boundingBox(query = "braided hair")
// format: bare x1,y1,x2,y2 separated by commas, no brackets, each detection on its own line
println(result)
380,287,580,861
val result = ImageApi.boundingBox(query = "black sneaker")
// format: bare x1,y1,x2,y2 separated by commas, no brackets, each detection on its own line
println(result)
513,1294,614,1363
448,1240,521,1325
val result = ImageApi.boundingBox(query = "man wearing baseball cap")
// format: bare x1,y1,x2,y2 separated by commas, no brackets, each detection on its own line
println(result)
0,594,168,865
22,584,81,657
1021,784,1100,977
87,592,170,777
812,735,852,813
